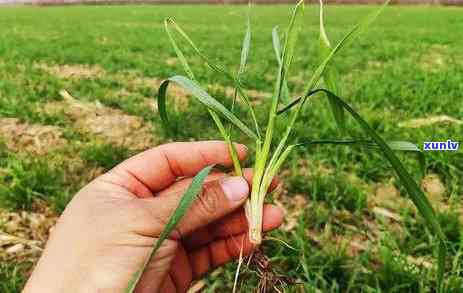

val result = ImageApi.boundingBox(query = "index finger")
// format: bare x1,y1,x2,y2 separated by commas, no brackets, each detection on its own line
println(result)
112,141,247,194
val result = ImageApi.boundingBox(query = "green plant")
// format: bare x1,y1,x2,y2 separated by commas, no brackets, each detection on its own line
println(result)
126,1,448,291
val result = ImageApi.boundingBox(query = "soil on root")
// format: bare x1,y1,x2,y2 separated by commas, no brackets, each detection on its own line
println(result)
241,248,299,293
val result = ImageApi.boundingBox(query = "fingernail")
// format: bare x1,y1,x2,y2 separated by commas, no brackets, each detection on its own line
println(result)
221,176,249,201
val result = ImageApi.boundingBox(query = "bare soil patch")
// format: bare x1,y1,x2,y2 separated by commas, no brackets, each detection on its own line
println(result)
113,73,190,111
399,115,462,128
0,118,67,155
43,91,156,151
165,57,178,67
421,174,446,210
274,190,308,232
419,44,448,73
35,63,105,79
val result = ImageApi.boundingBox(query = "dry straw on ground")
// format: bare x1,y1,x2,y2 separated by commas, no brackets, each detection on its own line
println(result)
419,44,448,73
0,118,67,155
399,115,462,128
42,90,156,150
0,201,57,264
35,63,105,79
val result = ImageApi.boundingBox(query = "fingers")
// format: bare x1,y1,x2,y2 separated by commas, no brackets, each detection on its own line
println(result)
211,204,284,238
182,205,284,251
156,168,279,199
143,176,250,238
109,141,247,196
187,205,284,279
188,233,253,279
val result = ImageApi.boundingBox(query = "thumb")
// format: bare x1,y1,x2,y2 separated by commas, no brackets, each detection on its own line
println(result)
147,176,250,238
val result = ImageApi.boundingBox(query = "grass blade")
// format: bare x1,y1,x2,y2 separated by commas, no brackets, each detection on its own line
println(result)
125,165,214,293
283,0,390,111
297,139,425,176
284,89,444,238
230,2,252,129
262,0,304,169
272,26,290,102
165,18,261,135
280,88,446,288
320,89,447,287
165,18,231,78
304,88,446,274
238,5,251,78
165,18,196,80
319,0,345,133
158,76,258,140
263,0,387,176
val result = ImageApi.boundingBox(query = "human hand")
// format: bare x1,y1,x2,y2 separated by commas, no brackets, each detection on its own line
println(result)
24,141,284,292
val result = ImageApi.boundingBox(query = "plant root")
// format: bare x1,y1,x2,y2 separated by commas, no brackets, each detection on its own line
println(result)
243,248,298,293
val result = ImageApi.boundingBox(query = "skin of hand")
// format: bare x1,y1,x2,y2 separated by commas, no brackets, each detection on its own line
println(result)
24,141,284,293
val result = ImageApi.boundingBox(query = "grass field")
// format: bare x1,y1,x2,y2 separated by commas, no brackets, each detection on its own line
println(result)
0,3,462,292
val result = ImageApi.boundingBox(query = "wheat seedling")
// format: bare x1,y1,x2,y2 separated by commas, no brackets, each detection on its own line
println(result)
126,1,448,291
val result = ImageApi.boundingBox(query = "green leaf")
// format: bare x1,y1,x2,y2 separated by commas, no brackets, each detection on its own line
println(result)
322,89,446,287
165,18,230,79
272,26,290,102
272,26,283,67
125,165,214,293
267,0,388,174
165,18,196,80
158,75,258,140
238,5,251,78
297,139,425,176
283,0,390,111
261,0,304,176
231,3,252,125
164,17,260,136
319,0,345,134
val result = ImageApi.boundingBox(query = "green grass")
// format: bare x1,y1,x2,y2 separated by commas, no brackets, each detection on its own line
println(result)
0,3,462,292
80,142,131,171
0,154,68,210
0,262,28,293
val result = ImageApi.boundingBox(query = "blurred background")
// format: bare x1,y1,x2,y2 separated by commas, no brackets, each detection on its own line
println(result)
1,0,463,5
